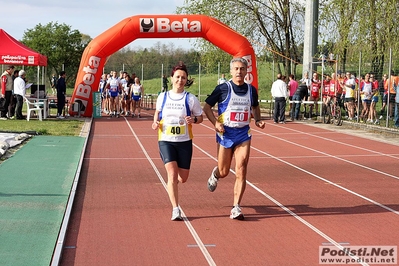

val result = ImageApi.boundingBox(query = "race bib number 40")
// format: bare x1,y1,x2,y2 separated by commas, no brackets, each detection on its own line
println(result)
166,125,186,135
230,111,249,122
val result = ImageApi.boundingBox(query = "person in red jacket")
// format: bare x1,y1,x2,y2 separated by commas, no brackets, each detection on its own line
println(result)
0,65,15,119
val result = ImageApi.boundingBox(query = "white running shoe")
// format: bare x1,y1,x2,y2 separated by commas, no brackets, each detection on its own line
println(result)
171,208,182,221
207,167,218,192
230,204,244,220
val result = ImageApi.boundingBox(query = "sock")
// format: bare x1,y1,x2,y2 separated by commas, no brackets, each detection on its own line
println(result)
173,207,179,211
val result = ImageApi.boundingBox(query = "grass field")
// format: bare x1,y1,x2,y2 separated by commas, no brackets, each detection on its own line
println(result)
0,119,84,136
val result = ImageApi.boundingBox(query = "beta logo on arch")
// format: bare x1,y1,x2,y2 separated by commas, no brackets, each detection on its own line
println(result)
140,18,201,33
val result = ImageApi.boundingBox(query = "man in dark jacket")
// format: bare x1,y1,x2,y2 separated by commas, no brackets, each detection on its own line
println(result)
56,71,66,119
291,83,309,120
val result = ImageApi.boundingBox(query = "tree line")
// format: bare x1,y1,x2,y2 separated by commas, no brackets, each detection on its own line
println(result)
19,0,399,88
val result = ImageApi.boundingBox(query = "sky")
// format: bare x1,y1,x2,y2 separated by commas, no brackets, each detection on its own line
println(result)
0,0,195,50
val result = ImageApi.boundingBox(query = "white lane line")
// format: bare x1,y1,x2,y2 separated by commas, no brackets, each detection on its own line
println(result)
269,125,399,160
193,140,368,266
253,129,399,181
124,118,216,266
250,145,399,216
199,123,399,215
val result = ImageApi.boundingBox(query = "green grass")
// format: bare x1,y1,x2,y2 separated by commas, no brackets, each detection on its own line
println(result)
0,119,84,136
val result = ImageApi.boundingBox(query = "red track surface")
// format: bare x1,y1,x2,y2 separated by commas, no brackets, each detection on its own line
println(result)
61,110,399,266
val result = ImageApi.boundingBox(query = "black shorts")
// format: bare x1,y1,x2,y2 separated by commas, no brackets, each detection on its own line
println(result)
159,140,193,169
383,94,388,103
389,94,396,103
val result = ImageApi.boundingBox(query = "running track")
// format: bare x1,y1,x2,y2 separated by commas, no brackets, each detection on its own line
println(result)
60,110,399,266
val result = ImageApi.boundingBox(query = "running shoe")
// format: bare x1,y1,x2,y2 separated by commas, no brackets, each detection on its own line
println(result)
171,208,182,221
230,204,244,220
207,167,218,192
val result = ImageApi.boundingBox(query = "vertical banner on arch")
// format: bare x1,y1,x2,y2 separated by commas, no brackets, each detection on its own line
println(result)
92,92,101,118
70,14,257,117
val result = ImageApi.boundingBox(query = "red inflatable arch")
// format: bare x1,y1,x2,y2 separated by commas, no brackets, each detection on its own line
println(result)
70,14,257,117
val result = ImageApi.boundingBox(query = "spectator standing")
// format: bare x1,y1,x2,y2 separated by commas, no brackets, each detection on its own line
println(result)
379,73,388,119
384,71,399,119
51,73,57,95
218,73,227,84
203,57,265,220
288,74,298,118
300,72,311,101
341,72,356,120
0,65,15,119
162,74,169,92
322,75,331,106
8,69,20,119
56,71,66,119
359,73,373,122
309,72,321,118
329,73,339,103
291,83,309,120
271,73,288,123
13,70,27,120
369,75,380,124
394,82,399,128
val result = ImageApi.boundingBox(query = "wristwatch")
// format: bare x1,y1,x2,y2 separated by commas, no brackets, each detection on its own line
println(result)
194,116,197,123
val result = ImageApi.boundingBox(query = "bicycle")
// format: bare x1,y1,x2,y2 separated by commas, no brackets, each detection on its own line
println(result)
323,98,342,126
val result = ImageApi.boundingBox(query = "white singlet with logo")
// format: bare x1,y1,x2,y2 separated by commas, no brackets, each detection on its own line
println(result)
132,84,142,96
218,81,251,128
158,91,193,142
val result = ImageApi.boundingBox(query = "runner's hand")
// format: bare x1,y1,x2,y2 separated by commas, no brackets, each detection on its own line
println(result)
255,120,266,129
215,121,225,133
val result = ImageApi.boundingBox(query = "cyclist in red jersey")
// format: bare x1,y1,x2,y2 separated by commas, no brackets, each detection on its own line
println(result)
322,75,331,106
329,73,339,102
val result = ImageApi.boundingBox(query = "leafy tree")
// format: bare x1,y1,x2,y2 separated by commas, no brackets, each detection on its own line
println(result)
176,0,304,77
319,0,399,78
21,22,90,86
